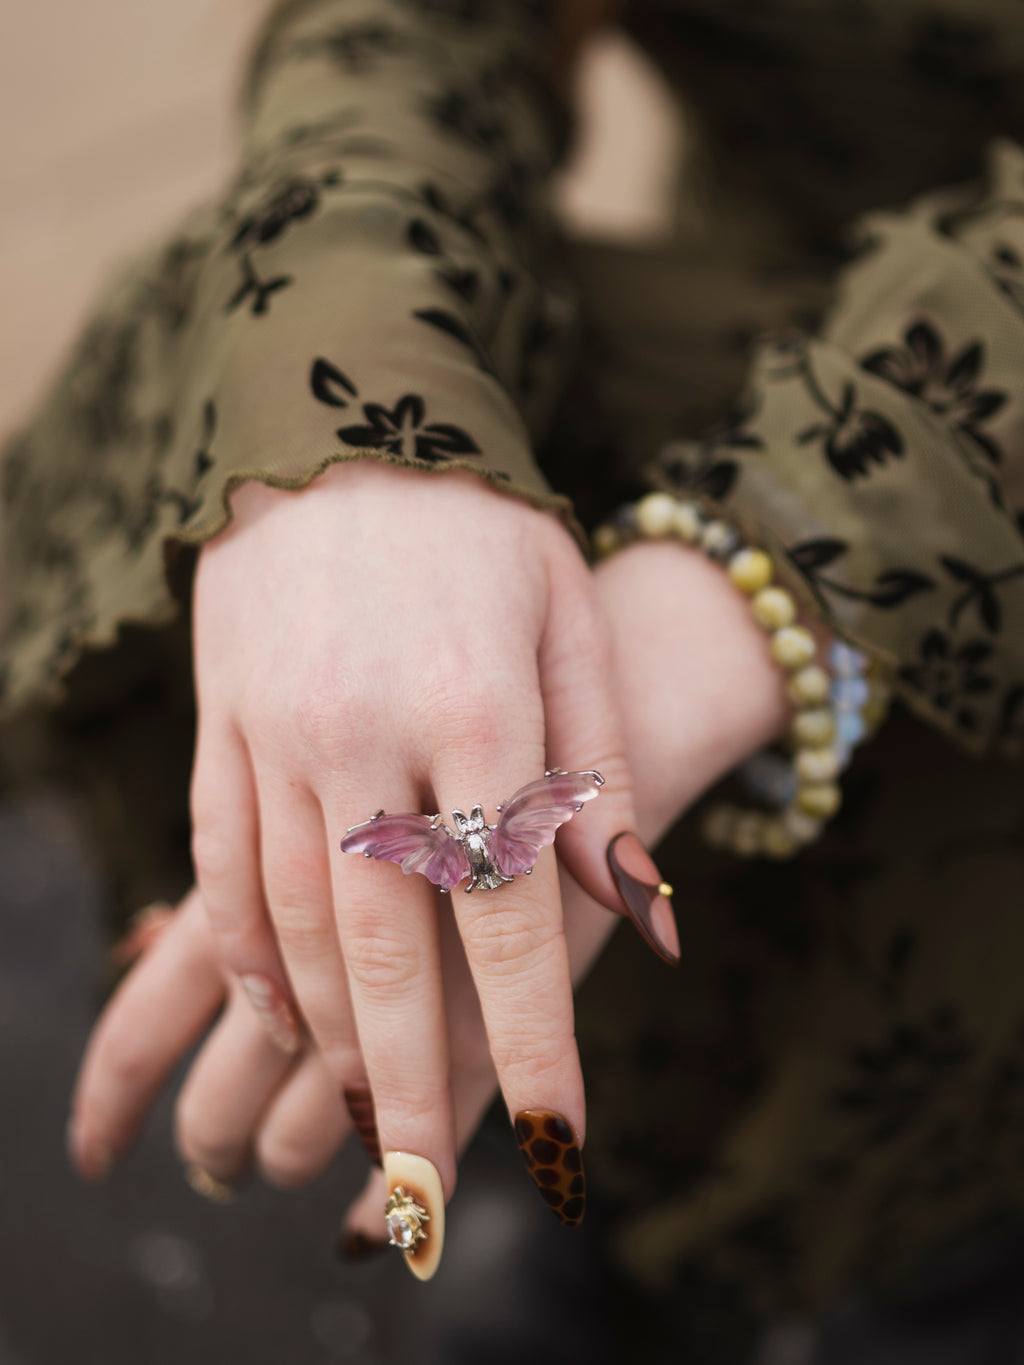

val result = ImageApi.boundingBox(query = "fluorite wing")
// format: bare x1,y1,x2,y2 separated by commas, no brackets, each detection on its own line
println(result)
340,814,469,891
490,770,604,877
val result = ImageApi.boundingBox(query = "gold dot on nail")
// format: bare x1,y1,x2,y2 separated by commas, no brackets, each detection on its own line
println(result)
658,882,674,897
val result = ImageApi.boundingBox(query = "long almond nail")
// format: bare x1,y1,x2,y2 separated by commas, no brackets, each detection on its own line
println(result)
606,832,680,965
513,1111,585,1227
382,1151,445,1281
239,974,301,1055
343,1083,382,1166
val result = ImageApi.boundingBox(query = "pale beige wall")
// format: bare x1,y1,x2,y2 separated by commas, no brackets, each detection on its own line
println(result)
0,2,674,442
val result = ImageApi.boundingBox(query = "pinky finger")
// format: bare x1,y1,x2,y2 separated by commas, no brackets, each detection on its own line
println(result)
69,890,223,1181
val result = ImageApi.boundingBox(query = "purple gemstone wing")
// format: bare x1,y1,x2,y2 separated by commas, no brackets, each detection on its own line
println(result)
339,814,469,891
490,770,604,877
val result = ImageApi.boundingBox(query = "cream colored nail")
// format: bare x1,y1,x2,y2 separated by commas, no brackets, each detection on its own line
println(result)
239,974,301,1055
382,1151,445,1282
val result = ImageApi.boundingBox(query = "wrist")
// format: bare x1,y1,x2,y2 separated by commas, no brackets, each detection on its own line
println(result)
596,539,792,839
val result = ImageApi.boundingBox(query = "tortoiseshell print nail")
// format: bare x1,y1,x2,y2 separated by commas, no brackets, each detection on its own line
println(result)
343,1082,383,1167
513,1110,585,1227
606,832,680,965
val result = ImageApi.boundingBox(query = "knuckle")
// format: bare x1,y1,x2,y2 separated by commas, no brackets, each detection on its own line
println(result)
491,1028,575,1089
189,822,235,886
460,905,562,975
256,1130,325,1191
272,903,336,962
174,1096,244,1175
343,927,423,993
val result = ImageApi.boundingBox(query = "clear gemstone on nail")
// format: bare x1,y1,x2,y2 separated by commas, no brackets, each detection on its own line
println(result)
384,1186,429,1253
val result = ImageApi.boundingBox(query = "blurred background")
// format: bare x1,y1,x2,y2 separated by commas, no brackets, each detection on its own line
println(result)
4,4,1024,1362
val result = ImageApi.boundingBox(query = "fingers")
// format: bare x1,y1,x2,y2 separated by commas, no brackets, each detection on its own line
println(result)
255,1051,351,1190
323,778,457,1201
540,546,679,964
174,984,298,1187
432,709,586,1151
190,716,301,1054
257,775,370,1120
70,890,223,1180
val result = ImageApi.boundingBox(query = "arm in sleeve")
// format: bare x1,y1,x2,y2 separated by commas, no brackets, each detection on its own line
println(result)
653,138,1024,759
0,0,581,711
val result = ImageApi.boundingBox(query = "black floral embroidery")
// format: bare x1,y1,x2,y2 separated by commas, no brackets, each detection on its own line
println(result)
861,321,1007,464
899,630,995,728
225,255,293,317
412,307,494,373
230,173,340,253
310,358,358,409
786,537,937,609
939,554,1024,633
338,394,480,462
796,376,905,481
832,1006,977,1147
291,22,405,74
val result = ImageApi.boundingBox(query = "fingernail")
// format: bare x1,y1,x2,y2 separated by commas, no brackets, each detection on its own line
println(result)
382,1151,445,1281
606,832,680,965
239,974,302,1055
67,1119,113,1183
110,903,175,968
184,1164,237,1204
334,1228,387,1262
513,1110,585,1227
343,1083,383,1166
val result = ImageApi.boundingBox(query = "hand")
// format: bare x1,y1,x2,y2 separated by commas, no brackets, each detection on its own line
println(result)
70,535,790,1251
188,461,646,1208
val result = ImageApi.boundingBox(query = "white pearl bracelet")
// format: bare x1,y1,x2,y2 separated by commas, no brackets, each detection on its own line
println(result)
593,492,892,858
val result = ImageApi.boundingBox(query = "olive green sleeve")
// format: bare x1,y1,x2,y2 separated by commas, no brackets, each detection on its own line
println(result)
0,0,578,712
653,138,1024,758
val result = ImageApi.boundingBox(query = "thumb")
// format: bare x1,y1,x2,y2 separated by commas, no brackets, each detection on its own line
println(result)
539,563,680,966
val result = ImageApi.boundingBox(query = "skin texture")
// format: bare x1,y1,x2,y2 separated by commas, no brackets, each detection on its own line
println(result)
70,531,792,1224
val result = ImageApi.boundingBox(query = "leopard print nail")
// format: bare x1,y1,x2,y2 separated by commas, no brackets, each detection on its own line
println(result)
513,1110,585,1227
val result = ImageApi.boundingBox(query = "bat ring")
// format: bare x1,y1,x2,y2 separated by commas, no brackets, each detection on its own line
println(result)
339,769,604,893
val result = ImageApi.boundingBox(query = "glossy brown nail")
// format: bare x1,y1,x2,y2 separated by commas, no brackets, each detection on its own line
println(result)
343,1083,382,1166
606,832,680,965
513,1110,585,1227
335,1228,386,1262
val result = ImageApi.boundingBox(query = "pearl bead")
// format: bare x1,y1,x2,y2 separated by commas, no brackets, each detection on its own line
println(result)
701,520,741,561
728,548,774,595
782,805,824,843
760,818,798,859
796,782,842,818
731,812,764,856
751,586,797,630
794,746,841,783
702,804,738,848
829,641,867,675
836,710,866,748
670,500,704,543
832,676,870,710
635,492,679,537
592,524,620,559
787,664,830,707
770,625,817,670
791,708,835,747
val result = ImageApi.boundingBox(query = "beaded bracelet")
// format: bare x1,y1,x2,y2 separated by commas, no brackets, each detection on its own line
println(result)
593,492,892,858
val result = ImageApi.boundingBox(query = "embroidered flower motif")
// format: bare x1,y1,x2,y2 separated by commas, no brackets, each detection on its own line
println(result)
899,629,995,730
861,321,1007,463
797,379,904,482
338,394,480,462
230,174,338,252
